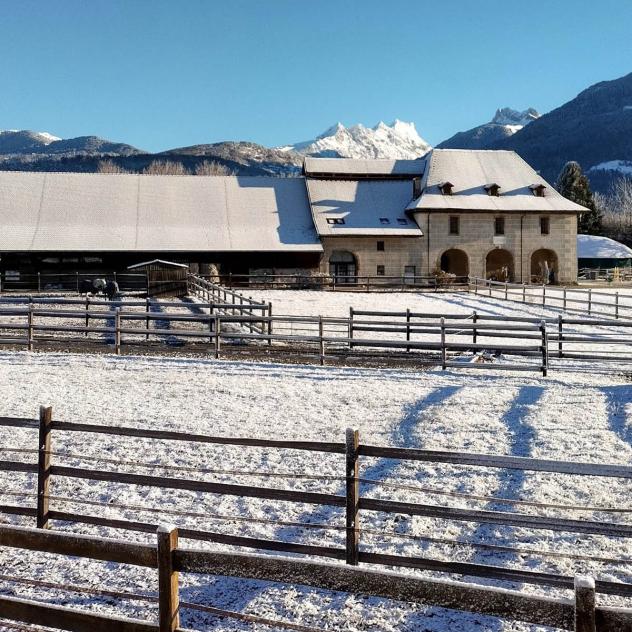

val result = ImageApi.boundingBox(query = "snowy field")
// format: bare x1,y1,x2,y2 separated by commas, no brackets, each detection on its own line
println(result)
1,347,632,631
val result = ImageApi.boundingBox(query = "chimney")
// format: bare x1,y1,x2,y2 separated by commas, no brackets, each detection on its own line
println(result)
412,177,422,198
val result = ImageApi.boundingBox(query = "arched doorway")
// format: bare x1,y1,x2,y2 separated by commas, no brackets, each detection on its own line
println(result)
486,248,514,281
531,249,558,284
439,249,469,277
329,250,357,284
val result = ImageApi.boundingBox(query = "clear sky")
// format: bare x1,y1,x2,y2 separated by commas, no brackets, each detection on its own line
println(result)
1,0,631,152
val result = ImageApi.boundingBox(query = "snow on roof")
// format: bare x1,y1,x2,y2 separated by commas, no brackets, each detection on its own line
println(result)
127,259,189,270
0,171,322,253
407,149,588,213
303,157,425,177
307,179,423,237
577,234,632,259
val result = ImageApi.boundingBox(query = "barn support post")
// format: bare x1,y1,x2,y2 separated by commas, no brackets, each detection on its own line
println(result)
440,317,446,370
318,316,325,366
574,575,596,632
472,310,477,345
114,308,121,355
345,428,360,566
406,308,411,352
542,320,549,375
75,272,79,295
36,406,53,529
558,315,563,358
27,299,33,351
37,272,41,293
157,526,180,632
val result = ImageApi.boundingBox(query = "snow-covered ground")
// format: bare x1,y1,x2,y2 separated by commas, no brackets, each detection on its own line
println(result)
1,348,632,631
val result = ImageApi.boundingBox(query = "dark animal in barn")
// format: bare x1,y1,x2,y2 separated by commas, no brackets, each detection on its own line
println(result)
79,279,93,295
105,280,120,301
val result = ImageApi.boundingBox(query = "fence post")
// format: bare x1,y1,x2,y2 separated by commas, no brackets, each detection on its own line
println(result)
157,526,180,632
349,307,354,349
563,287,567,311
146,298,151,341
27,299,34,351
37,272,41,293
114,308,121,355
36,406,53,529
474,277,478,295
345,428,360,566
85,296,90,337
615,291,619,319
558,315,563,358
542,284,546,307
523,284,526,303
574,575,596,632
214,315,221,359
440,317,446,370
267,302,273,345
588,289,592,315
76,271,79,294
406,308,411,352
319,315,325,366
540,320,548,377
505,281,508,300
472,310,477,345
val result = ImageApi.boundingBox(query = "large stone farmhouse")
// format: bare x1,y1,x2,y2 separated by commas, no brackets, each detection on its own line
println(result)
0,149,586,285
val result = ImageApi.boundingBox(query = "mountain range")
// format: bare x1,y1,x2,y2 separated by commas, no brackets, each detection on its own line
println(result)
2,71,632,192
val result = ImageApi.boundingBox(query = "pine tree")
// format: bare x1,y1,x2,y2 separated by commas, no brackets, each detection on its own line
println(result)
555,161,603,235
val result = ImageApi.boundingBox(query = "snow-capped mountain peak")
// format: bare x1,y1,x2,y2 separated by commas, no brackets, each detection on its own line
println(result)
280,120,431,159
491,107,540,128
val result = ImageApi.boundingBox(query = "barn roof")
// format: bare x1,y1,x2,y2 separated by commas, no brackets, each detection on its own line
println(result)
306,178,423,237
407,149,588,213
0,171,322,252
303,157,425,178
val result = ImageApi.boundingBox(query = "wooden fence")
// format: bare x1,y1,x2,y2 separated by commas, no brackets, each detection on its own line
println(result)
0,271,148,294
2,409,632,629
199,272,469,292
1,297,632,373
470,277,632,319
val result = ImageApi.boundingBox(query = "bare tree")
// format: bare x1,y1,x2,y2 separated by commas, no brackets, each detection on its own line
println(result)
97,159,130,174
142,161,189,175
194,160,233,176
600,177,632,245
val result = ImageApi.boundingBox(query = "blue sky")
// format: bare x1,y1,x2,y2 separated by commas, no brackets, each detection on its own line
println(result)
1,0,631,152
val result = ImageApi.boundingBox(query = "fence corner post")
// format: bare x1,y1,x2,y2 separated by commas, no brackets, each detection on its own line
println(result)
345,428,360,566
574,575,596,632
157,525,180,632
36,405,53,529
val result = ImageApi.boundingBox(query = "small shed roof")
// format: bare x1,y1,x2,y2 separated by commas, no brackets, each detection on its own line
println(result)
127,259,190,270
577,234,632,259
407,149,588,213
303,157,425,178
0,171,323,253
307,179,423,237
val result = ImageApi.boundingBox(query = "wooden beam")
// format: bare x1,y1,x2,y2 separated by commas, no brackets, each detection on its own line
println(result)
36,405,53,529
157,526,179,632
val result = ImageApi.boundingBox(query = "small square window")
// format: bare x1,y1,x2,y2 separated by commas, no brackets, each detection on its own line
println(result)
326,217,345,225
379,217,390,224
540,217,550,235
449,216,460,235
494,217,505,236
397,218,408,225
376,265,385,276
377,240,385,251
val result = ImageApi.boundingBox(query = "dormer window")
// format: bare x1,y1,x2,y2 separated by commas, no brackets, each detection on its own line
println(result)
379,217,390,224
485,183,501,197
530,184,547,197
439,181,454,196
397,218,408,225
326,217,345,225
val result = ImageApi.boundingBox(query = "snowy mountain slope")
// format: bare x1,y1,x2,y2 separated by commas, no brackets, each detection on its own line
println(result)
437,107,540,150
279,120,431,159
0,130,61,154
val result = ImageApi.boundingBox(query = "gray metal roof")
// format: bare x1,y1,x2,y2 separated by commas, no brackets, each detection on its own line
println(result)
407,149,588,213
303,157,425,177
307,179,423,237
0,171,323,252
